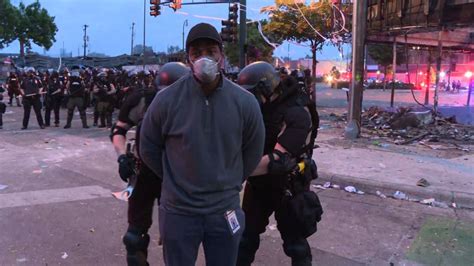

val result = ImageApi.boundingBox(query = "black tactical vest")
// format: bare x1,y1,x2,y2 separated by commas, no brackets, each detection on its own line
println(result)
22,78,41,96
69,76,84,97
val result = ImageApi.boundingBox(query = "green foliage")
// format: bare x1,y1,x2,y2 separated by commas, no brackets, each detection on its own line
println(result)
367,43,406,68
0,1,58,56
223,20,275,66
261,0,351,77
0,0,19,49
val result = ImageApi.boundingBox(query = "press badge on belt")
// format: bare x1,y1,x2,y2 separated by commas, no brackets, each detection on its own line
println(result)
225,210,240,235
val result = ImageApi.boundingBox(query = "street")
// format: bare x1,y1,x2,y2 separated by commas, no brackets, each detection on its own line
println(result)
1,89,473,265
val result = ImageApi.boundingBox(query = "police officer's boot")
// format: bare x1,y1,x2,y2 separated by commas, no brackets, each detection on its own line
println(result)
64,110,73,129
99,113,106,128
106,112,112,128
123,227,150,266
80,114,89,129
93,111,99,127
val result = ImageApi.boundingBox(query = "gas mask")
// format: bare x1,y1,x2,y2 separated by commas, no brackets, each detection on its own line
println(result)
190,56,220,84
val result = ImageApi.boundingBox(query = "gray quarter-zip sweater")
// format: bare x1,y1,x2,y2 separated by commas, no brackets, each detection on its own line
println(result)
140,73,265,215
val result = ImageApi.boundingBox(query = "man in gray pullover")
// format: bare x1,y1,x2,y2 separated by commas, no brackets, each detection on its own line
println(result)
139,23,265,266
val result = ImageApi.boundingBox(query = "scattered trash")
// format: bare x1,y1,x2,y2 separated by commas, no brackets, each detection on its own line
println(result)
452,203,457,208
16,258,27,263
32,170,42,174
89,228,95,233
378,163,386,169
432,201,449,209
420,198,435,205
344,186,357,193
5,110,14,114
0,184,8,190
312,185,327,190
61,252,68,259
112,191,129,202
268,224,277,231
416,178,430,187
45,147,53,150
356,190,365,195
393,191,408,200
323,182,331,188
376,191,387,198
331,184,340,189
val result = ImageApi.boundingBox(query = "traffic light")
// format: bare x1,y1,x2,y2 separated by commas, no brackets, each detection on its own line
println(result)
150,0,161,17
221,3,239,43
170,0,182,11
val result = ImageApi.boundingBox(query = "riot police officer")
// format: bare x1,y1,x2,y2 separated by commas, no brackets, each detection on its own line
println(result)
20,67,45,130
44,71,63,127
64,67,89,129
6,72,22,107
93,71,116,128
236,62,322,266
111,62,190,266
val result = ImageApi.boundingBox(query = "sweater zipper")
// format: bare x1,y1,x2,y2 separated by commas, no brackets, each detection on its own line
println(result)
204,98,211,133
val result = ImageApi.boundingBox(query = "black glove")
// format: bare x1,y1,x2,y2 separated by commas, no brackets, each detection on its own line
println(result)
117,154,135,183
268,151,297,176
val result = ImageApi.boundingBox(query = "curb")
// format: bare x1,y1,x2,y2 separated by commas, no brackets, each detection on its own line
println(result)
316,171,474,210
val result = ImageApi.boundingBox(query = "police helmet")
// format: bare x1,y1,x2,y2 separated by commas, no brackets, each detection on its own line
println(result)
237,61,280,98
26,67,36,74
157,62,190,86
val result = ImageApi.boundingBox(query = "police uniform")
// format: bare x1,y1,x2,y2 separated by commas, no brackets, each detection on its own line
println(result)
237,66,321,266
64,75,89,129
44,75,63,127
21,75,45,129
94,79,115,128
113,87,161,266
6,74,22,107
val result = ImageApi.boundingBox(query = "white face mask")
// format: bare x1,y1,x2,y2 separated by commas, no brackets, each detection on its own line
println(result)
191,56,220,84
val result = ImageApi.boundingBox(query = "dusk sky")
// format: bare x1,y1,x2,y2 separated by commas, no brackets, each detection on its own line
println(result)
2,0,345,60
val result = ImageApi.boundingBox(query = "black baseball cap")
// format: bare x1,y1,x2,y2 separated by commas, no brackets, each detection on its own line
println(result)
186,23,223,52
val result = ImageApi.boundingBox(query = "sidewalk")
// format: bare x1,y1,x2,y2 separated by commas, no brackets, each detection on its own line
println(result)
312,121,474,209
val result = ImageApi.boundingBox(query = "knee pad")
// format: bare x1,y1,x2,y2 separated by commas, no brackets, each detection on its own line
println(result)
123,229,150,253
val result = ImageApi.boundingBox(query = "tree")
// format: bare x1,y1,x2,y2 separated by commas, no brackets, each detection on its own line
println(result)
262,0,350,80
132,44,154,56
223,20,275,66
0,0,18,49
167,45,181,54
367,43,406,90
12,1,58,58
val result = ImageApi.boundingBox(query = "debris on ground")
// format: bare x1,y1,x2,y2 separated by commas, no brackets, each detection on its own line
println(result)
326,106,474,145
393,191,408,200
0,184,8,190
61,252,68,259
416,178,430,187
344,186,357,193
268,224,277,231
376,191,387,198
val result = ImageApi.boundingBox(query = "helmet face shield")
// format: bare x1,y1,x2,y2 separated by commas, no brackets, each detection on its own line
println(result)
237,61,281,102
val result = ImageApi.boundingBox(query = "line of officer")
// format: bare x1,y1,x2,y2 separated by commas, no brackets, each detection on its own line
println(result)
6,72,22,107
111,62,190,266
20,67,45,130
93,71,116,128
236,62,322,266
64,67,89,129
44,70,63,127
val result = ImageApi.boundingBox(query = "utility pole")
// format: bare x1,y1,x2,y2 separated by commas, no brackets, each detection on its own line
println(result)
434,30,444,113
131,22,135,55
83,24,88,58
143,0,146,70
390,40,397,107
346,0,368,139
182,19,188,51
239,0,247,69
